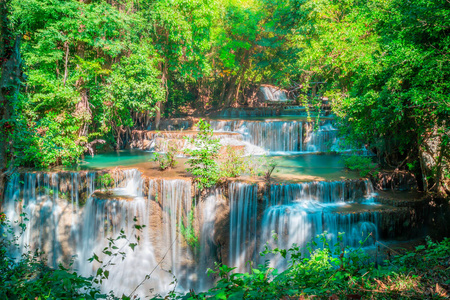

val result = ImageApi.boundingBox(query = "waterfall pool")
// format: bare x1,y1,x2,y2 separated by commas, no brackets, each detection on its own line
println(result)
67,150,361,182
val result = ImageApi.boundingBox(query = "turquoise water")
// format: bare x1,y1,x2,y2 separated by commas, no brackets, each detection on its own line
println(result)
68,150,358,181
74,150,153,170
209,115,335,121
271,153,359,181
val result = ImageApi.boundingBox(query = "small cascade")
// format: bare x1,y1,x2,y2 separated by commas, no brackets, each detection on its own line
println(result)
260,205,379,269
228,180,380,272
210,120,303,152
124,130,243,153
259,86,288,102
228,182,258,272
216,108,280,118
304,122,338,152
197,189,221,290
156,179,195,291
267,179,374,205
3,171,97,267
78,193,164,297
209,119,349,153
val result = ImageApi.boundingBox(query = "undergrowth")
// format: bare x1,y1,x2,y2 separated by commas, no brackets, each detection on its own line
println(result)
160,234,450,299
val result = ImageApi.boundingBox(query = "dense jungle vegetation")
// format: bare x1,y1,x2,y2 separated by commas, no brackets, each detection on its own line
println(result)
0,0,449,195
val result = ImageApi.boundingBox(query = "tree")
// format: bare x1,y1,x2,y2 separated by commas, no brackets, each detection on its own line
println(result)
0,0,22,199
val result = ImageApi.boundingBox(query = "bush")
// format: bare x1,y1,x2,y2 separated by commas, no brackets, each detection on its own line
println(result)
97,173,114,194
160,234,450,299
184,119,221,191
247,155,278,184
343,155,379,177
220,146,248,179
152,144,178,170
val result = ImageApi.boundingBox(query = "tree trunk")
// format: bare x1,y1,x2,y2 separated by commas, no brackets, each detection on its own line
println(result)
75,0,91,138
224,76,237,107
0,0,22,201
156,57,168,130
155,101,161,130
63,41,69,86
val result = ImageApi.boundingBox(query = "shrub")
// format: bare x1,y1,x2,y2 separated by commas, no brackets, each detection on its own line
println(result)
152,144,178,170
220,146,248,179
97,173,114,194
179,209,198,250
248,155,278,184
342,155,379,177
184,119,221,191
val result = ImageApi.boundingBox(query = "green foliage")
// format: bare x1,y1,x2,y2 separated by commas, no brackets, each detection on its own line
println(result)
97,173,114,194
343,155,379,177
291,0,449,192
219,145,248,178
161,234,450,299
179,209,199,250
3,0,447,194
248,155,278,183
152,144,178,171
7,0,164,168
184,119,221,191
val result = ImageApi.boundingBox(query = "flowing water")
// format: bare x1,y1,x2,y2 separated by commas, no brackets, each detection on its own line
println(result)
1,108,408,297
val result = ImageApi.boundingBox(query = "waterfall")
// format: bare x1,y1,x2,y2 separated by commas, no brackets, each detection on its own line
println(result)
228,180,379,271
217,108,280,118
79,194,165,297
268,179,374,205
259,86,288,101
2,168,388,295
305,122,338,152
210,120,303,152
157,179,194,291
228,182,258,272
3,171,97,267
197,188,221,290
1,170,210,296
209,120,347,153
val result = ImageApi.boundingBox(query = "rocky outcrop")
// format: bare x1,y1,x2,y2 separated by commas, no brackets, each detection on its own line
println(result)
373,170,418,191
419,126,450,195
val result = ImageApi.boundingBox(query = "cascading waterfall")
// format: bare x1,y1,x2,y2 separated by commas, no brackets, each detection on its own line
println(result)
228,182,258,272
209,119,347,153
197,188,221,290
305,122,338,152
1,169,217,296
210,120,303,152
259,86,288,101
267,179,374,205
79,192,165,297
228,179,380,272
2,168,393,295
156,179,195,291
3,171,97,267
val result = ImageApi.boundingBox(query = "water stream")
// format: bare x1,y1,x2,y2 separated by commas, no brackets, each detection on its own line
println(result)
1,110,409,297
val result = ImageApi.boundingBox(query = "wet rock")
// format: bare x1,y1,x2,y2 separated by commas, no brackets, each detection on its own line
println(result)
373,170,418,191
